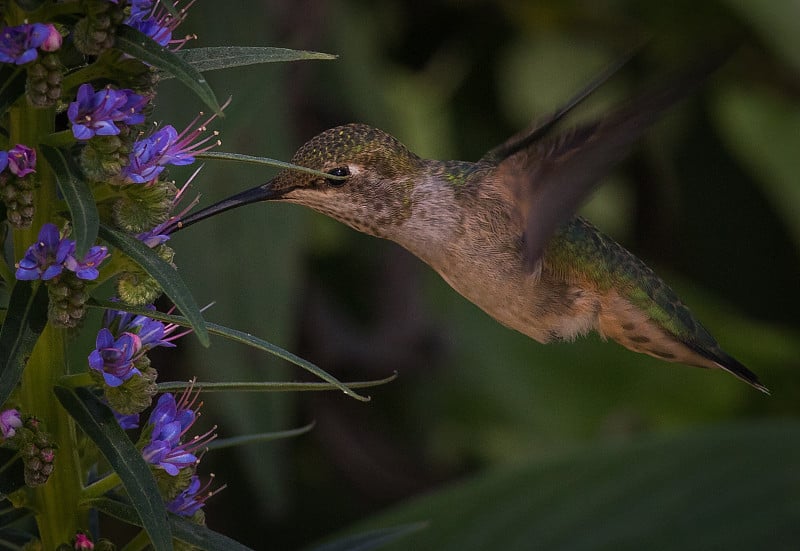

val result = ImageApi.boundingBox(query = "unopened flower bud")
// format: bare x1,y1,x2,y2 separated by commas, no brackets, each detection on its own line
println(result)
117,270,163,306
99,365,158,415
26,53,64,108
40,24,63,52
113,180,178,232
47,272,90,328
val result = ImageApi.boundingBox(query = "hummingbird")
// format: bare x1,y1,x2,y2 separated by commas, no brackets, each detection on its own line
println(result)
179,51,768,393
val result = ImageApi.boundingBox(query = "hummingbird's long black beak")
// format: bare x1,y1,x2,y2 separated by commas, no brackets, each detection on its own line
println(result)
175,179,282,231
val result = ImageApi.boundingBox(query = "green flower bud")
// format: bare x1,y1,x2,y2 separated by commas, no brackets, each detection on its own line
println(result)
117,270,163,306
113,180,178,232
0,174,39,229
80,135,130,182
99,365,158,415
26,54,64,108
72,0,125,56
47,273,90,328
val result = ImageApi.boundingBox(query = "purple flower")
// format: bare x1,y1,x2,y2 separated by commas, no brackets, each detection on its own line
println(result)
88,329,143,387
67,84,148,140
113,409,140,430
122,106,225,183
0,23,50,65
128,0,156,22
138,168,201,245
0,151,7,173
124,0,195,51
64,245,109,280
16,224,108,281
101,302,187,351
167,475,224,516
7,144,36,177
128,16,171,47
15,223,75,280
0,408,22,439
141,389,215,476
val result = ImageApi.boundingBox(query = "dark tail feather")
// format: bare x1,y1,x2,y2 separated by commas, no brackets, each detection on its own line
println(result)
691,344,769,394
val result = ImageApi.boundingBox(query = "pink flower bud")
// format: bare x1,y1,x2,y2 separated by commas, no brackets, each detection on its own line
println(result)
40,24,62,52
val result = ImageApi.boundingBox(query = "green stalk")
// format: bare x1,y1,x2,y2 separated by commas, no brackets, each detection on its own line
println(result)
81,472,122,501
9,101,88,545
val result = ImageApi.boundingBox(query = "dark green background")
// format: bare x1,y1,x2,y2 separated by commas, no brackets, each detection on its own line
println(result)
152,1,799,548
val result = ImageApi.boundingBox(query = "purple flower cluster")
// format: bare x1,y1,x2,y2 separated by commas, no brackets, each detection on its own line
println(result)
67,84,148,140
0,144,37,177
122,110,222,184
15,223,109,281
0,23,60,65
89,303,187,387
124,0,194,50
141,388,216,476
89,330,143,387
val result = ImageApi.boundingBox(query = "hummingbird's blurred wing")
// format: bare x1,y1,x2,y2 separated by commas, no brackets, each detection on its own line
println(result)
504,49,732,270
482,48,638,165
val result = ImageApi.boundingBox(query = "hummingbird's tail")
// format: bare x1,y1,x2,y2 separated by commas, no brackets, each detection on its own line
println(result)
685,343,770,394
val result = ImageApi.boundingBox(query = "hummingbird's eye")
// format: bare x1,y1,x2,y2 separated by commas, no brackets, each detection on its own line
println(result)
326,166,350,187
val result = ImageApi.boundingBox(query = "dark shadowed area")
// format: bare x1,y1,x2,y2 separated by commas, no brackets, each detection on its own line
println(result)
153,1,799,549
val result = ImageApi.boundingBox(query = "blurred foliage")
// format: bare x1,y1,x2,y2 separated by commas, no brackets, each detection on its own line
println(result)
155,0,798,548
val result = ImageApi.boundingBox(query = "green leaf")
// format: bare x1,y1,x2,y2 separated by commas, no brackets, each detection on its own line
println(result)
0,282,48,407
307,524,428,551
87,497,253,550
206,422,315,452
156,373,397,394
342,421,800,550
54,386,171,550
166,46,336,78
196,151,347,181
115,26,220,114
89,300,372,400
40,145,99,257
97,224,209,346
157,0,179,19
0,66,25,121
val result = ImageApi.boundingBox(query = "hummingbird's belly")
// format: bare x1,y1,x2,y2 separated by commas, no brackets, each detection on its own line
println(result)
434,253,602,344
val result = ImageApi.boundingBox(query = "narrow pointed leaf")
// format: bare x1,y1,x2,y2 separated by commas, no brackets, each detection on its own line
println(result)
206,422,315,452
156,373,397,393
164,46,335,78
115,26,220,113
87,497,253,551
97,224,209,346
0,282,48,406
89,300,371,400
196,151,347,181
307,523,428,551
0,66,25,120
54,386,171,550
40,145,98,257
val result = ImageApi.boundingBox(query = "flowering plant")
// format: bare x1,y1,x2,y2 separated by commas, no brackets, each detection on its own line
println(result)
0,1,392,548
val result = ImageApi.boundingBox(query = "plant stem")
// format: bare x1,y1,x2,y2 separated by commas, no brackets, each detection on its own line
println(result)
81,472,122,501
120,529,151,551
9,100,88,546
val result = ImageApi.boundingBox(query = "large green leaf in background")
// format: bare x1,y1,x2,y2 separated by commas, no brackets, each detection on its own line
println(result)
335,420,800,550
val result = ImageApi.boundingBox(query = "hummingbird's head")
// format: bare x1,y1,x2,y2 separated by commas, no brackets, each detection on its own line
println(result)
177,124,424,235
266,123,423,237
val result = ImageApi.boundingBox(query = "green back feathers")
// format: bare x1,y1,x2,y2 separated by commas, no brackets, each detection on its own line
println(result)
546,218,717,345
